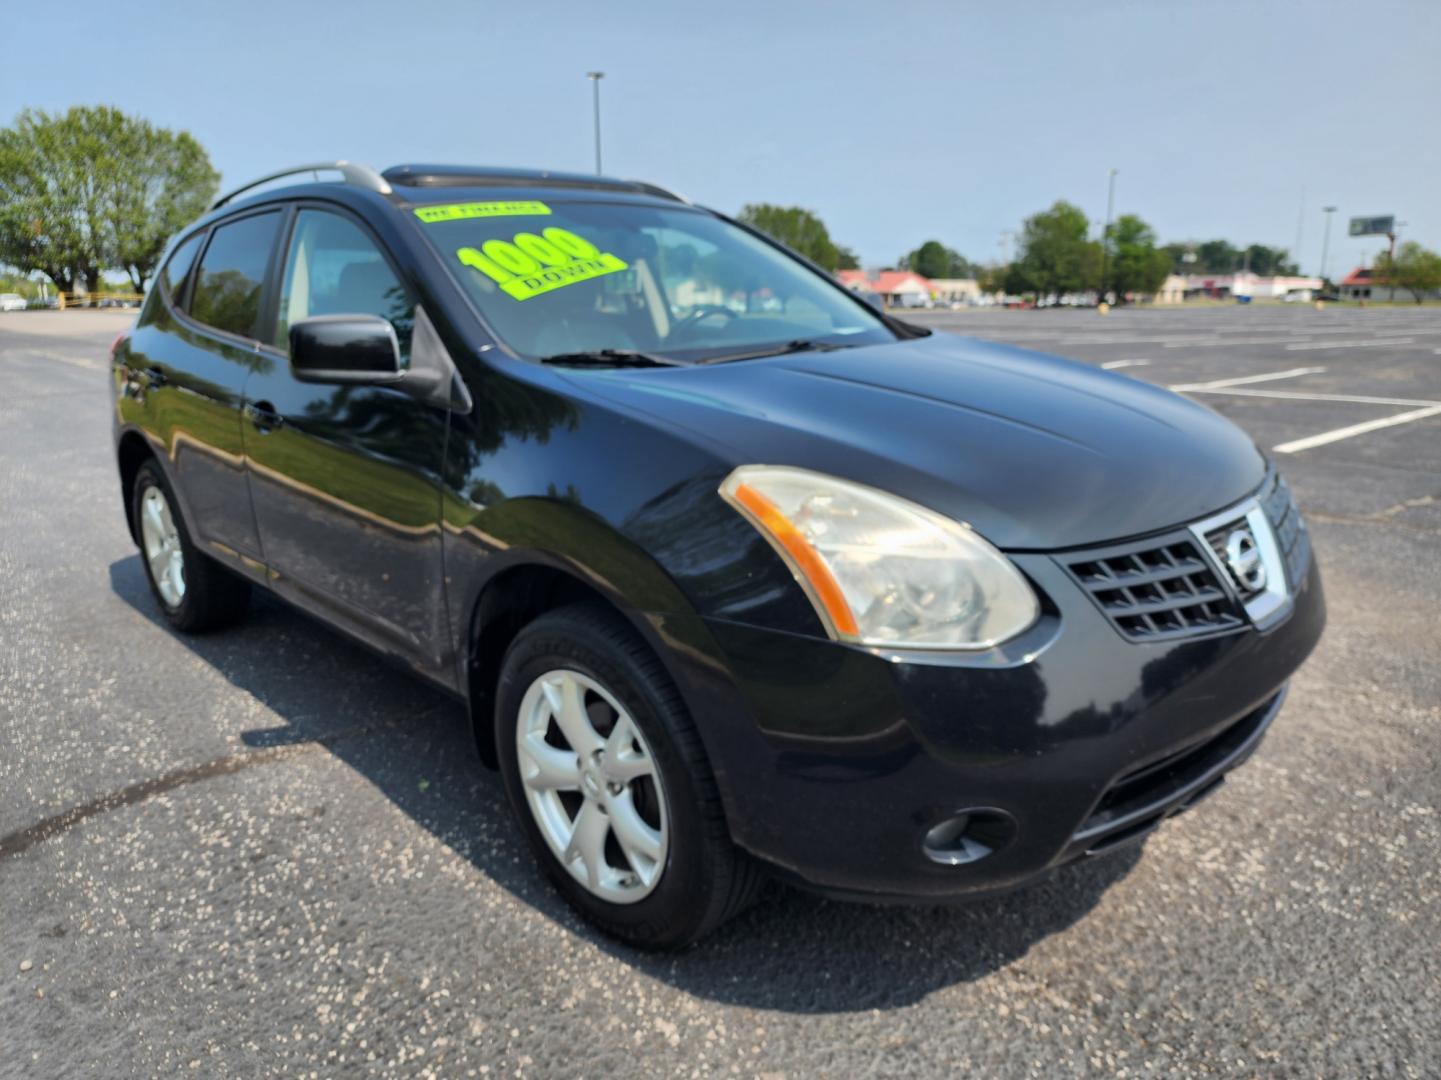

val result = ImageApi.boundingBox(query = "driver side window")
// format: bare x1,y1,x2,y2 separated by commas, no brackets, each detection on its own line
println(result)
274,210,414,361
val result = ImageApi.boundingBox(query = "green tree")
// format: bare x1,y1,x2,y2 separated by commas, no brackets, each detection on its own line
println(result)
1183,239,1297,276
1162,242,1197,272
1240,244,1297,276
975,263,1009,293
1109,214,1173,298
1374,241,1441,303
736,203,840,271
835,245,860,270
900,240,977,280
1193,239,1239,273
1010,201,1101,297
0,105,217,294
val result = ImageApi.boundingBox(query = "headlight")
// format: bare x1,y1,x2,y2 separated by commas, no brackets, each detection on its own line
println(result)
719,465,1039,649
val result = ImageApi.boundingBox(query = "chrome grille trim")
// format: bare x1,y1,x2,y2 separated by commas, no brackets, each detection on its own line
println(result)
1189,499,1291,631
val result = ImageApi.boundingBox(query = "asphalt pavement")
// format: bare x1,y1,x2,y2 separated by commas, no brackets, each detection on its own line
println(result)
2,306,1438,1077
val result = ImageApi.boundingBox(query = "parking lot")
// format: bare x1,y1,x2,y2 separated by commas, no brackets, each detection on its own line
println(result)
2,306,1438,1076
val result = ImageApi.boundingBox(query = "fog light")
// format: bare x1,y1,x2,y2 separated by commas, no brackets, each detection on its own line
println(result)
922,809,1017,866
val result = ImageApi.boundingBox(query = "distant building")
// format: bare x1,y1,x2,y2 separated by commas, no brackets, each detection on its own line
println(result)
1339,267,1377,300
835,270,984,307
929,278,980,304
870,270,933,307
1339,265,1441,302
1183,272,1323,300
1154,274,1186,304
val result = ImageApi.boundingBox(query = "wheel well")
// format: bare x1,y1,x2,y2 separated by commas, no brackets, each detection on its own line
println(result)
117,432,156,544
467,565,628,769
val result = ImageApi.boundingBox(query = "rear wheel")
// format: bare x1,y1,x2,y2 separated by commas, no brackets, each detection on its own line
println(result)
132,460,250,633
495,603,763,948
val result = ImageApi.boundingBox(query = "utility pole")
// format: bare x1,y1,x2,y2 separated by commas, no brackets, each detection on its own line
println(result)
1099,168,1117,304
1293,185,1306,275
585,71,605,175
1319,206,1337,283
1385,222,1406,302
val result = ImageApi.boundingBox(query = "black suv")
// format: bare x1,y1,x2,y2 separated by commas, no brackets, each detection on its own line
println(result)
111,162,1324,947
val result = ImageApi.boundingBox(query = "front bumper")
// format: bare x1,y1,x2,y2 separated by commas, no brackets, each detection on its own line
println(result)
660,545,1325,902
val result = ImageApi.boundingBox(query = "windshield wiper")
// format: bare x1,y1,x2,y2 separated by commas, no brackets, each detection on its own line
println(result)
697,339,859,365
537,349,689,369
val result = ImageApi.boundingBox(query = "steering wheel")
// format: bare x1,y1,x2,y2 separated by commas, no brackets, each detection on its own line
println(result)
672,304,738,337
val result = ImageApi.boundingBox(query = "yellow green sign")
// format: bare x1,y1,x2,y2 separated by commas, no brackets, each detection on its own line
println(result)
413,201,551,223
455,227,629,301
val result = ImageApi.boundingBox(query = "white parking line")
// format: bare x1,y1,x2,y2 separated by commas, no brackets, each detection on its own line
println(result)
1169,367,1325,392
1165,363,1441,454
1274,405,1441,454
1284,338,1413,351
1178,387,1441,408
1163,336,1314,348
1101,359,1151,369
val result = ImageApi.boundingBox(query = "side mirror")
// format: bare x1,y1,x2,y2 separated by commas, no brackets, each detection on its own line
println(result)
289,315,402,385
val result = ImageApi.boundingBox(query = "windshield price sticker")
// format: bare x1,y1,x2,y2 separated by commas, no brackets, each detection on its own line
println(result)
456,227,629,302
414,201,552,223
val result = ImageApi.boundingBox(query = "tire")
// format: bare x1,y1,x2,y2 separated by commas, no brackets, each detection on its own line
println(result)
132,459,250,633
495,603,764,949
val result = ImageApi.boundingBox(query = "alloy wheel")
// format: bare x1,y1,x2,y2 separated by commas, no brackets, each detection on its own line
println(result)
139,486,186,608
515,668,669,904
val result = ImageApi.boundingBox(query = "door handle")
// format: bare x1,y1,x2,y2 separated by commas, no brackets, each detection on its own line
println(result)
245,401,285,432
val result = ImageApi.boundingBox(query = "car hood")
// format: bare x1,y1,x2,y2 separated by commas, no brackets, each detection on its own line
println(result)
574,334,1266,550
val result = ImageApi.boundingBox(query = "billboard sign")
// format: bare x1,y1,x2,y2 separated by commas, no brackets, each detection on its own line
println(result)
1349,215,1395,237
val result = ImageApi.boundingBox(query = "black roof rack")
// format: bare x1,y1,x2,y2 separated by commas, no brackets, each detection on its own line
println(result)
381,164,687,203
209,161,392,211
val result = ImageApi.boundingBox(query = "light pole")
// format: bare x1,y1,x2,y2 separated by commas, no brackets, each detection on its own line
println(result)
1099,168,1117,304
585,71,605,175
1319,205,1337,284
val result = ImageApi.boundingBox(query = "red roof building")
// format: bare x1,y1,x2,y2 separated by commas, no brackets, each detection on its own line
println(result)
870,270,932,298
1339,266,1376,300
833,269,938,307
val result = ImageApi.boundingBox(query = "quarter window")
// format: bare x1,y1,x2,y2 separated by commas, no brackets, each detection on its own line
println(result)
160,232,204,307
274,210,413,359
189,212,282,339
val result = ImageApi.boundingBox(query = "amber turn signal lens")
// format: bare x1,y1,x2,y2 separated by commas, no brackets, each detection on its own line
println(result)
730,482,861,638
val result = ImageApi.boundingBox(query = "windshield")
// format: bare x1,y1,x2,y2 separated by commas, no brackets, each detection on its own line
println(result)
413,199,896,362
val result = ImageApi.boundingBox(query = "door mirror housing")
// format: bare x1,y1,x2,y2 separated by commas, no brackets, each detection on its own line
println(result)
289,315,403,385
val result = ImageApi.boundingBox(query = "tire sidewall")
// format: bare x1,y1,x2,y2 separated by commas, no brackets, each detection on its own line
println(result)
495,615,714,945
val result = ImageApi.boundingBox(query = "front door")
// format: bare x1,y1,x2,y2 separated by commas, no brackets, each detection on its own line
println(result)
242,205,451,679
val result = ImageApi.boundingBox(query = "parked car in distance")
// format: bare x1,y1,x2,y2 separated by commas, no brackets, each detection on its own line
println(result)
111,161,1325,948
0,293,29,312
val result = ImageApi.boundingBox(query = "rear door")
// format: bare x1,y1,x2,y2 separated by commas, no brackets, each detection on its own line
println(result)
122,211,284,566
241,204,451,679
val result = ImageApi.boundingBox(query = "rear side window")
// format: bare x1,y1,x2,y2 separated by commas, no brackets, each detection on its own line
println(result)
159,232,203,306
189,212,282,339
274,209,413,359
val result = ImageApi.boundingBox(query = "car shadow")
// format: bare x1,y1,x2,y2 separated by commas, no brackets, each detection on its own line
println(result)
108,554,1142,1013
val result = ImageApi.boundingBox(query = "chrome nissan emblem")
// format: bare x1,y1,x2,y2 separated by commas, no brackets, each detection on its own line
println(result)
1224,526,1266,591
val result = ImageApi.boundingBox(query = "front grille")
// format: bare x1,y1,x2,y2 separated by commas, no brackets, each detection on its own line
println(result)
1259,470,1311,588
1061,532,1245,642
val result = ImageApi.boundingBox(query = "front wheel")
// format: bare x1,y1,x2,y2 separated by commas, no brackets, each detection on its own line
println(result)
495,604,763,948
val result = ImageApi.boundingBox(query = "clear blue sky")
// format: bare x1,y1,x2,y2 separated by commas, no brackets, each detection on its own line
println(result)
5,0,1439,276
